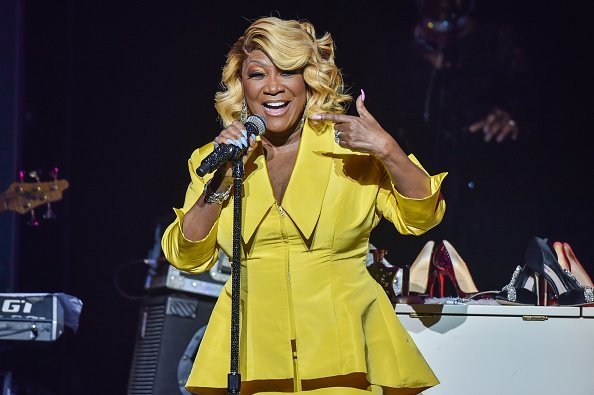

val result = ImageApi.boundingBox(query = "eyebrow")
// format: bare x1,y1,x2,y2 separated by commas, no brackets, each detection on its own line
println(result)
245,59,273,68
245,60,274,67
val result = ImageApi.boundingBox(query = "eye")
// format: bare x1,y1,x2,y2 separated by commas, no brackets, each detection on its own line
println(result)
280,69,299,77
247,71,265,79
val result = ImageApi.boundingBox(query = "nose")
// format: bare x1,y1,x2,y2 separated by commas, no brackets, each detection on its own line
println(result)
264,73,284,95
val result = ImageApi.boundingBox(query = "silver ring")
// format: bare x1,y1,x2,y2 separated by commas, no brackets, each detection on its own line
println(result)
334,130,342,144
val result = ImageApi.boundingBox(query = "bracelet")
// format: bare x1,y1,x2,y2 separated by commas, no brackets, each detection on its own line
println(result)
204,179,232,205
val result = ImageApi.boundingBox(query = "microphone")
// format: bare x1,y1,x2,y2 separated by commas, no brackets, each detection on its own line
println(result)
196,115,266,177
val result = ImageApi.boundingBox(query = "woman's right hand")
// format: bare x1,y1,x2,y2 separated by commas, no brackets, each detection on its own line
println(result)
214,120,259,176
182,121,259,240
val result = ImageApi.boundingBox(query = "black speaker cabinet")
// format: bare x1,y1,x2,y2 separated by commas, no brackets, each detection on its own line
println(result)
127,293,215,395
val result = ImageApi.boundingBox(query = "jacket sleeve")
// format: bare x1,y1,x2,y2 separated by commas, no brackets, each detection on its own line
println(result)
161,145,220,274
375,154,447,235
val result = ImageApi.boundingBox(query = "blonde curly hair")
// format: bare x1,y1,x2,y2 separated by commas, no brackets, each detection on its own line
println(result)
215,17,352,127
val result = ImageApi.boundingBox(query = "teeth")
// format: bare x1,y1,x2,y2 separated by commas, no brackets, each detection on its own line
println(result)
265,102,287,108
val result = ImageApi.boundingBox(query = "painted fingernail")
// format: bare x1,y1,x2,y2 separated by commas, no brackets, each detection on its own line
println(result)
360,89,366,101
240,137,248,147
241,130,247,139
226,138,241,148
310,114,322,120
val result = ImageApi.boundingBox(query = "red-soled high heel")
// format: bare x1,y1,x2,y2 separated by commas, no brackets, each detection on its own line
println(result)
431,240,479,298
560,242,594,287
427,270,446,298
553,241,570,271
553,241,594,288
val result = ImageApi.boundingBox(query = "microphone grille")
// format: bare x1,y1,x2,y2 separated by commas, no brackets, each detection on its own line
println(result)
246,115,267,136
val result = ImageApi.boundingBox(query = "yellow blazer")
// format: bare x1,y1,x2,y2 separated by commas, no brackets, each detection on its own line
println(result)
162,120,447,395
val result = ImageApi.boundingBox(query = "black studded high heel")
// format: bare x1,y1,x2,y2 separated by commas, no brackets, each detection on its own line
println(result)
525,236,594,307
495,265,538,306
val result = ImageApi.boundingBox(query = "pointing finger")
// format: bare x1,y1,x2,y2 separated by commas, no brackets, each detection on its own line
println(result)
310,113,354,123
355,89,374,120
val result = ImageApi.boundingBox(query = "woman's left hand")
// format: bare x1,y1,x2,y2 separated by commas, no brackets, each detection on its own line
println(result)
313,89,430,198
310,90,395,159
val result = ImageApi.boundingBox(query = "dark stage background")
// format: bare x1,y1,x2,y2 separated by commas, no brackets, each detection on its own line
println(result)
1,1,594,394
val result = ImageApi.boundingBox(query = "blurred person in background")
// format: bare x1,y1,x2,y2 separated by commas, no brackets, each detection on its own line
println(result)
391,0,538,290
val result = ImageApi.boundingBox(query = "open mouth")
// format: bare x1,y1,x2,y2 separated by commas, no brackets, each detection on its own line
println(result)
263,101,290,110
262,100,291,116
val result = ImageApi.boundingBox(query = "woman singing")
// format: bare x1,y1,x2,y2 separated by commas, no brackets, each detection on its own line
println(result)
162,16,446,395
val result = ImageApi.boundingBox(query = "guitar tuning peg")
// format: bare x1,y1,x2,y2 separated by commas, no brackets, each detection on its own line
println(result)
27,209,40,227
50,167,60,191
50,167,59,180
28,170,41,183
43,202,57,220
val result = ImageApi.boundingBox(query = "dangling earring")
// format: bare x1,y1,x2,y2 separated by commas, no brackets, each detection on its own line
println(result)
240,97,248,123
297,101,308,131
297,110,306,131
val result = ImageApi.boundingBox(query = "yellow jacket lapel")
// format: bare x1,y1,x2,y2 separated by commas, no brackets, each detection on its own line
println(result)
282,120,334,241
241,143,275,243
240,120,334,244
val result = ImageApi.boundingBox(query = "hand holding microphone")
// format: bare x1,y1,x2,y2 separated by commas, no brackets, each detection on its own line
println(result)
197,115,266,177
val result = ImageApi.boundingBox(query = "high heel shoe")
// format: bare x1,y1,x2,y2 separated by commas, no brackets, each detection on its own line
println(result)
553,242,570,272
431,240,479,298
495,265,538,305
408,240,435,295
525,237,594,306
554,241,594,288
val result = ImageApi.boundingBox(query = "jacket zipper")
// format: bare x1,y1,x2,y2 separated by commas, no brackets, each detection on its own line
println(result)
276,203,301,390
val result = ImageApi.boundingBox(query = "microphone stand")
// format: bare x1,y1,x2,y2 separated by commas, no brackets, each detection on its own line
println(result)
228,156,244,395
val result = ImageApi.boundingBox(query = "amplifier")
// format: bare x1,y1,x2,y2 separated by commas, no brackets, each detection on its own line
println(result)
127,293,215,395
146,251,229,298
144,216,229,298
0,293,64,341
